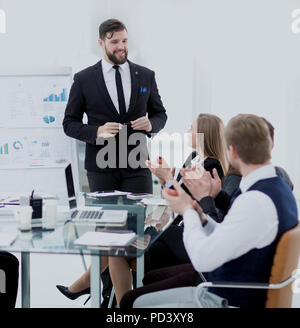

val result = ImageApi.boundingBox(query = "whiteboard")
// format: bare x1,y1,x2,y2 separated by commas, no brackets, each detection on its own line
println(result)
0,68,80,204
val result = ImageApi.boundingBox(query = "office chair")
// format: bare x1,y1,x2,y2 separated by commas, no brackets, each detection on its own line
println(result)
133,222,300,308
195,222,300,308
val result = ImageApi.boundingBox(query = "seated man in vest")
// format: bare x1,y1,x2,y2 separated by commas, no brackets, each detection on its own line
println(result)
131,114,298,308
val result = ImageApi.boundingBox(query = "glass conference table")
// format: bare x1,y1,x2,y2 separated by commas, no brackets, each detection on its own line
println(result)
0,193,173,308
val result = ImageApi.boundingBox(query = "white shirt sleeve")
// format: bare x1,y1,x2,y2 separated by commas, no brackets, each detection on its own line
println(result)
183,190,278,272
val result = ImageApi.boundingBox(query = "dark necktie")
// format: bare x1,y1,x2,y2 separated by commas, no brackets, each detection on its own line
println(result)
113,65,126,116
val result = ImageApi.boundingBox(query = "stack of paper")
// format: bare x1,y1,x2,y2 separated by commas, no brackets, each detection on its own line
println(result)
86,190,131,198
0,232,18,247
140,198,168,206
74,231,137,247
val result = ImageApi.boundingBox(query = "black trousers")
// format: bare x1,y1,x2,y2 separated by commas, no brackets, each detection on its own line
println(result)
0,252,19,308
87,168,153,299
120,263,199,308
87,168,153,194
144,224,190,273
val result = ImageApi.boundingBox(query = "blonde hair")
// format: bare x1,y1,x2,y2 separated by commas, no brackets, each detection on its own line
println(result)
196,113,228,175
225,114,272,164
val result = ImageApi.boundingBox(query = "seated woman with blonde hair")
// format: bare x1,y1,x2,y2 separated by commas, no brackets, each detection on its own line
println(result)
109,113,229,307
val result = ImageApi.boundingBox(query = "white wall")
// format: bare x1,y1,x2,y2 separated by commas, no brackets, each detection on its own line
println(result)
1,0,300,198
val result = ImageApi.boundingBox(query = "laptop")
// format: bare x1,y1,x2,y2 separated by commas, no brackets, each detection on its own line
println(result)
65,164,128,225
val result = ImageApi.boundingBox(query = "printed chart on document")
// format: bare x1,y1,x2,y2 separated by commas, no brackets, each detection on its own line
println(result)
0,75,72,169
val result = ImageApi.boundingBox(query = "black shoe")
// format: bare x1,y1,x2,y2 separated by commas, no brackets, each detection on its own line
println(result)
56,285,90,301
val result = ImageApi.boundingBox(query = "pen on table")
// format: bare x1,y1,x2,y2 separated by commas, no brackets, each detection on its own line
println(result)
0,203,20,206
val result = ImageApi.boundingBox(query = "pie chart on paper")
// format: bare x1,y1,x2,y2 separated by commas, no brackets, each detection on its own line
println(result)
43,116,56,124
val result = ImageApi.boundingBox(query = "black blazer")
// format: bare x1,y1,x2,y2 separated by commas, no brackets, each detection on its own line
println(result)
63,60,167,172
172,155,224,225
171,154,224,196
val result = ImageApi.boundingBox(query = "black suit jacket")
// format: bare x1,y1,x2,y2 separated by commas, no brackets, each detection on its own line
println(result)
63,60,167,172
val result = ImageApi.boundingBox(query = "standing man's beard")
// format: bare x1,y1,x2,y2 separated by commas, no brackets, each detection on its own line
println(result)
106,48,128,65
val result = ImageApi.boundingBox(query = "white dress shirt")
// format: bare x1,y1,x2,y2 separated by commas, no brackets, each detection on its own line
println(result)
101,59,131,113
183,164,279,273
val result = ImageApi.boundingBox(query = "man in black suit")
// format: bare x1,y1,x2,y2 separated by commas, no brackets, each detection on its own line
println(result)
63,18,167,193
62,18,167,306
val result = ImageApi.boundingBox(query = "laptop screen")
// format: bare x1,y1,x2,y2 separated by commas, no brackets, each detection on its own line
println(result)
65,164,77,210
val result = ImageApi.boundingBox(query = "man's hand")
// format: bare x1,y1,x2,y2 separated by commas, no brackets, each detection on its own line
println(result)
192,200,207,225
131,116,152,132
162,181,193,215
145,157,174,184
97,122,123,138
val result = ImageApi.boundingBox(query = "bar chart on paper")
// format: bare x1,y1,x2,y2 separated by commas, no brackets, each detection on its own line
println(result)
43,88,67,102
0,67,80,207
0,143,9,155
0,71,73,169
0,77,69,128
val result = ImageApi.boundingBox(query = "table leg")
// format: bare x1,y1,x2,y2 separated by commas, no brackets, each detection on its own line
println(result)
136,206,145,288
136,255,144,288
21,252,30,308
90,254,101,308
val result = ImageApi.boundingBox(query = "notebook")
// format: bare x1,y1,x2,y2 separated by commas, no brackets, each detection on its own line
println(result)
74,231,137,247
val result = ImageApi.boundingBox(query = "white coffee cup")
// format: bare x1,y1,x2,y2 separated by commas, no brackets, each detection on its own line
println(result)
77,192,85,207
15,206,33,231
44,199,58,229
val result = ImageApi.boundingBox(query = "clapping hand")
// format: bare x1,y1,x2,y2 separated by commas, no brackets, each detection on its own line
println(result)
181,167,212,201
145,157,174,184
162,181,193,215
181,167,222,201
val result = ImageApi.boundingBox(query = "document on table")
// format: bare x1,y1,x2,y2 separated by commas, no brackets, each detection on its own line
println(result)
86,190,131,198
0,192,57,205
140,198,168,206
0,232,18,247
74,231,137,247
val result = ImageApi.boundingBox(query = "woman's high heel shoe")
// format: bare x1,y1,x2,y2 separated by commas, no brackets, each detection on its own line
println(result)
83,296,90,305
56,285,90,300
